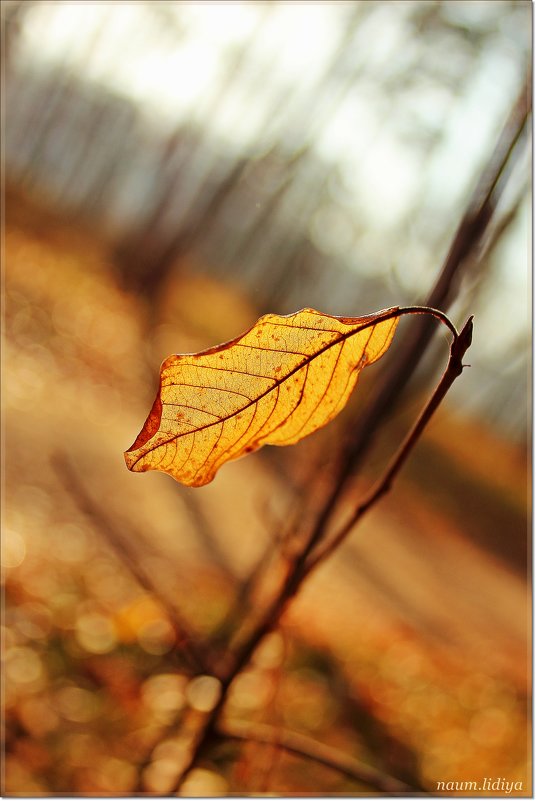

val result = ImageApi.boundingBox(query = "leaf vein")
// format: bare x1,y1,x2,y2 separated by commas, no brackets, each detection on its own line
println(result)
127,310,400,482
168,363,276,381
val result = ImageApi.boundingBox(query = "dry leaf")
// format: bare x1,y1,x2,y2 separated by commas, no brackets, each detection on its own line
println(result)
125,307,399,486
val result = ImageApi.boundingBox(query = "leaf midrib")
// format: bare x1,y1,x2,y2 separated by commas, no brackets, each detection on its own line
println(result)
128,309,400,469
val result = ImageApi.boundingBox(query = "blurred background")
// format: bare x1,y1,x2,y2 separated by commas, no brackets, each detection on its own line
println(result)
3,0,531,795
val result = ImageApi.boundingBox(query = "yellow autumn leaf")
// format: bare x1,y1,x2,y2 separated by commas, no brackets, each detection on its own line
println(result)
124,307,400,487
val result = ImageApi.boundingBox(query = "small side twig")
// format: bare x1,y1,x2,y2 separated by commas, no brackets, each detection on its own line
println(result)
306,316,474,572
219,719,421,793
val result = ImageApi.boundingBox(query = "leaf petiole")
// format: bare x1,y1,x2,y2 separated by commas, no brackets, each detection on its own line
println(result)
380,305,459,339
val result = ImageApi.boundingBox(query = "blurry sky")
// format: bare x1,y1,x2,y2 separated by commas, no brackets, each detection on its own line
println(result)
5,0,532,436
16,2,528,218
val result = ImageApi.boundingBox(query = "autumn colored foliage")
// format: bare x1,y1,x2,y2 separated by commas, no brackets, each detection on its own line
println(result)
125,308,399,485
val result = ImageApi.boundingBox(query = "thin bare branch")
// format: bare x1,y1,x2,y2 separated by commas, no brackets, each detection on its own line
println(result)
307,317,474,572
221,70,531,635
169,312,471,792
294,67,531,558
219,719,421,793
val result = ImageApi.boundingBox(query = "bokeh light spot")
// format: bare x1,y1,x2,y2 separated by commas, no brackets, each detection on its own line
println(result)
142,673,187,715
185,675,222,713
3,528,27,570
179,767,228,797
228,670,272,712
75,613,117,654
5,646,43,686
55,686,101,723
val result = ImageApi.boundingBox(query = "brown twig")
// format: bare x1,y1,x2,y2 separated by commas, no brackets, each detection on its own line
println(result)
296,69,530,555
219,719,421,793
52,452,209,675
235,315,472,655
218,71,531,644
169,312,472,792
306,316,474,572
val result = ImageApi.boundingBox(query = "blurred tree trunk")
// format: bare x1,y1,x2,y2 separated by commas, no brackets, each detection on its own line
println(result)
2,1,33,72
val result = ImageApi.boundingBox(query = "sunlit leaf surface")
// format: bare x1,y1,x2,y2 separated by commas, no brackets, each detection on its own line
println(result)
125,308,399,486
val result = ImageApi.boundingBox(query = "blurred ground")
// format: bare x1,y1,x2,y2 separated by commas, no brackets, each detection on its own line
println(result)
3,191,530,795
